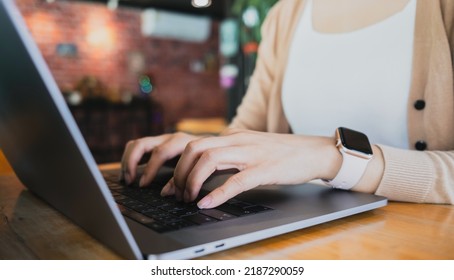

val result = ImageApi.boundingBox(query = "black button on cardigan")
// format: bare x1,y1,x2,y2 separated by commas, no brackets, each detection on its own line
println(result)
415,141,427,151
414,99,426,110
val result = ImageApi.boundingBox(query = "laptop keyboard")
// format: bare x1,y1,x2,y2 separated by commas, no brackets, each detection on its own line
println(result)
103,173,273,233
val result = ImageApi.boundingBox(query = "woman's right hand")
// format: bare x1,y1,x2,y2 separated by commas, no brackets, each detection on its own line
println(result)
121,132,199,187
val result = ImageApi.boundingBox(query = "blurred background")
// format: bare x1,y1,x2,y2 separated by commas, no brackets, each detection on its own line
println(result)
0,0,279,170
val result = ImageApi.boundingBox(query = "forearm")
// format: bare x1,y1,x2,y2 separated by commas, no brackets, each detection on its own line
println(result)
328,142,454,205
374,146,454,204
302,137,454,205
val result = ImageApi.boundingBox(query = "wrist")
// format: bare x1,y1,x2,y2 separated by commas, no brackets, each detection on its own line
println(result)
317,136,343,181
323,127,374,190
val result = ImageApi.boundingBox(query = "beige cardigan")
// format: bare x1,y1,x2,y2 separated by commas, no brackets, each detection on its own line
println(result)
230,0,454,204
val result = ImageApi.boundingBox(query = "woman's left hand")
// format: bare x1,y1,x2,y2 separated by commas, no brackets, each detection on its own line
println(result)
161,129,343,209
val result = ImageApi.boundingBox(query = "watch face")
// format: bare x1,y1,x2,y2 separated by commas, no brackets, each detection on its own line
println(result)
338,127,373,155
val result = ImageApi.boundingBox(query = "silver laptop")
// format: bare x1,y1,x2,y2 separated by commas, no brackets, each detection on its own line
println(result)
0,0,387,260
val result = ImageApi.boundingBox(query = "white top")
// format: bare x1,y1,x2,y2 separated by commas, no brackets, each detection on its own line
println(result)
282,0,416,149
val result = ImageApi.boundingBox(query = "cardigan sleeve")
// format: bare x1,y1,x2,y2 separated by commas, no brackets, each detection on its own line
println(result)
377,1,454,204
229,2,281,131
376,145,454,204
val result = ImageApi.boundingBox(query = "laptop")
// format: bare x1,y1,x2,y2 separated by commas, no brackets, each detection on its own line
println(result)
0,0,387,260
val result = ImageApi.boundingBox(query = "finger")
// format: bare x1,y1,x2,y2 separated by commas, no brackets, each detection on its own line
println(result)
139,139,182,187
161,178,176,197
123,135,169,184
174,135,247,190
120,140,134,183
173,138,208,195
197,169,261,209
184,146,249,202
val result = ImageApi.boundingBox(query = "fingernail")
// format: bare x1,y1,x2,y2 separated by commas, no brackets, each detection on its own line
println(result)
197,196,212,209
161,183,170,196
139,176,145,187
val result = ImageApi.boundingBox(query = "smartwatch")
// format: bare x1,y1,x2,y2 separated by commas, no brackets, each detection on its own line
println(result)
325,127,373,190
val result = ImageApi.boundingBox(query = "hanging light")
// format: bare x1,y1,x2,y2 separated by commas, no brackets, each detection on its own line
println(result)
191,0,212,8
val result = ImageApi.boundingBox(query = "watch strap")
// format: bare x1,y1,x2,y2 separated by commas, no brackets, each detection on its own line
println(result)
326,151,370,190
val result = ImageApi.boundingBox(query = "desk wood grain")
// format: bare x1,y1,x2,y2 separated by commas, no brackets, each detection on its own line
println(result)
1,168,453,260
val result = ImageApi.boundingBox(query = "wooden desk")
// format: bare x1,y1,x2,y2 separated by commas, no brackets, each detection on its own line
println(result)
1,166,453,260
0,150,13,176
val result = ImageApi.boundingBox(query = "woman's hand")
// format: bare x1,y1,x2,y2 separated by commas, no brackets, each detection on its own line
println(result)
162,129,343,209
121,132,200,187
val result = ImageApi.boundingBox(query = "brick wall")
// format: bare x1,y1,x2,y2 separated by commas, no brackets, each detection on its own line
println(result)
16,0,226,130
